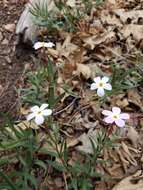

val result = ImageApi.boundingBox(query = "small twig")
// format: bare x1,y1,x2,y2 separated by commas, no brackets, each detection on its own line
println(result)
0,83,10,97
53,98,77,116
60,128,73,137
67,104,90,124
101,45,125,60
63,172,68,190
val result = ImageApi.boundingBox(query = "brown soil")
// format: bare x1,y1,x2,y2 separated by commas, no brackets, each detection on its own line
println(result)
0,0,30,120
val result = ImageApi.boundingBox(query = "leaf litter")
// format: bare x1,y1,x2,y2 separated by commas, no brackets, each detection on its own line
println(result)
1,0,143,189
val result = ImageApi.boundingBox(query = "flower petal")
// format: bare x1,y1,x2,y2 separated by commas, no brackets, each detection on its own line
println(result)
44,42,55,48
33,42,43,50
31,106,39,113
104,116,114,124
93,77,101,83
40,104,49,111
42,109,52,116
115,119,125,127
97,87,105,97
27,113,35,121
35,115,44,125
101,76,109,83
104,83,112,90
90,83,98,90
112,107,121,114
102,110,113,116
120,113,130,120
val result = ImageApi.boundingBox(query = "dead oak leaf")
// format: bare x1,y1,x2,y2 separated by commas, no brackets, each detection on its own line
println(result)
76,129,102,154
15,120,39,130
101,11,122,27
83,31,116,50
122,24,143,42
76,63,91,79
112,171,143,190
56,35,78,58
121,141,137,166
126,126,140,148
114,9,143,24
127,89,143,111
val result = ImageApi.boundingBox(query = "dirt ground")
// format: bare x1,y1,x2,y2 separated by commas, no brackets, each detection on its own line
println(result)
0,0,30,120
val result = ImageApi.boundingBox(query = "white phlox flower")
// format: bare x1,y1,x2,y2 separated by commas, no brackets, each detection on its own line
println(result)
34,41,55,50
27,104,52,125
67,0,76,7
102,107,130,127
90,76,112,97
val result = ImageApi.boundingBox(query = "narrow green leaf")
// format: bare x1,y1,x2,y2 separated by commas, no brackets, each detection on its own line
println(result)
34,160,47,171
0,171,17,190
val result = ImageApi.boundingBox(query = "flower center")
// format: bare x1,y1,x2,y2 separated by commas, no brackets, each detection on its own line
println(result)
99,82,103,87
37,111,42,115
113,114,119,119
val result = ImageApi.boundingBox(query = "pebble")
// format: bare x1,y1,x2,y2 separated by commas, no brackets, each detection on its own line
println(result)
1,38,9,45
54,177,64,188
4,23,15,33
5,56,11,63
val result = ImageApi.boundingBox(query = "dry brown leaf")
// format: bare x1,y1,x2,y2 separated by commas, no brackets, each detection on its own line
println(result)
121,142,137,166
76,63,91,79
114,9,143,23
83,31,116,49
62,59,76,79
47,48,59,58
112,171,143,190
20,107,29,115
16,120,39,130
110,94,129,109
101,11,122,27
105,163,123,177
122,24,143,42
5,121,39,139
76,129,102,154
116,98,129,108
117,149,130,172
66,137,79,148
128,89,143,111
106,0,116,5
94,182,107,190
126,126,140,147
56,35,78,58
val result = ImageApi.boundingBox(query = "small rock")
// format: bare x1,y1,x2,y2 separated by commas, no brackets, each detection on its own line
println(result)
5,56,11,63
3,48,11,54
54,177,64,188
4,23,15,33
1,38,9,45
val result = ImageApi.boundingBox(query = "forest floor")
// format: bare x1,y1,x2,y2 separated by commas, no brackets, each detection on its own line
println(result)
0,0,143,190
0,0,30,120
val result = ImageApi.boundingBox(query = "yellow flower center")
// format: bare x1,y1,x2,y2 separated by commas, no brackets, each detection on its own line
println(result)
99,82,103,87
113,114,119,119
37,111,42,115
